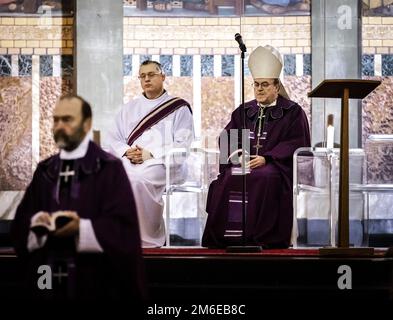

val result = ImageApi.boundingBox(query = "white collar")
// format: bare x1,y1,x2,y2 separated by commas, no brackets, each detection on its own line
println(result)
259,99,277,108
59,132,91,160
141,90,168,102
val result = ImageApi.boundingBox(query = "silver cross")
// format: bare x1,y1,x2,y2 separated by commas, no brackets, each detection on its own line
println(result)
59,165,75,183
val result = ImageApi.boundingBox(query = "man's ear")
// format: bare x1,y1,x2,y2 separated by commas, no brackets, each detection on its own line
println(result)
83,118,92,132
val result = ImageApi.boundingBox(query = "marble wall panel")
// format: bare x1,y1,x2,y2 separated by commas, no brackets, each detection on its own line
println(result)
0,55,11,76
180,55,192,77
283,75,312,127
362,54,374,76
40,55,53,77
284,54,296,76
123,55,132,76
222,55,234,77
201,77,234,142
140,55,152,63
362,76,393,139
123,77,143,104
244,75,255,102
39,77,73,161
0,77,32,190
160,55,173,76
201,55,214,77
362,76,393,183
165,77,193,108
303,54,311,76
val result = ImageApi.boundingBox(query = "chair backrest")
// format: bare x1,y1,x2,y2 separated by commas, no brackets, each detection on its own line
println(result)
164,146,220,246
165,147,220,192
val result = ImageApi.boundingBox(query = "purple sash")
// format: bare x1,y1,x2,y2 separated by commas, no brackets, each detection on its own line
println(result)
126,97,191,146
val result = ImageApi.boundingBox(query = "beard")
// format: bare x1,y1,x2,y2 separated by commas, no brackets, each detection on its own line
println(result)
54,125,85,151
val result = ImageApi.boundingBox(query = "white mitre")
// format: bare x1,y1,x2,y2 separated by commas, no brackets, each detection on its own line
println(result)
248,45,289,99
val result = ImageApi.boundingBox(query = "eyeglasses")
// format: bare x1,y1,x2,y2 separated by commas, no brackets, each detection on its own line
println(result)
252,81,274,89
138,72,162,80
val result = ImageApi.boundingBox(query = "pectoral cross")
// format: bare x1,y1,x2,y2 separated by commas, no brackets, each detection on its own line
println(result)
254,131,267,155
254,104,267,155
59,165,75,183
254,137,263,155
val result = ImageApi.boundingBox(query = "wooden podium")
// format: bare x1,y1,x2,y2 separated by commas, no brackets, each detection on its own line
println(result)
308,79,381,256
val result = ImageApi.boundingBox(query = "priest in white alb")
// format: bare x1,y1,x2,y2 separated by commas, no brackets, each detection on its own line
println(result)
107,60,194,247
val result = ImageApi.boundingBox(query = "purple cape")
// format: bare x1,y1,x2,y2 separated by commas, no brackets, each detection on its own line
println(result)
202,95,311,249
11,141,146,300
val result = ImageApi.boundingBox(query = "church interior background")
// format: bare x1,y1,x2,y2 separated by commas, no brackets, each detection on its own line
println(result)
1,0,393,247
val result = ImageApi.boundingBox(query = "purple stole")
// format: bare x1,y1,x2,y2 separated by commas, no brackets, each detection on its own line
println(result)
126,97,191,146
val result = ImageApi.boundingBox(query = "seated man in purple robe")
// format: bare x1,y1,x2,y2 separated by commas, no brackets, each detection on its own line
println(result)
202,45,311,249
11,95,145,301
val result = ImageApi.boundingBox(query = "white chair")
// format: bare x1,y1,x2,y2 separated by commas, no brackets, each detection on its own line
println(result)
357,134,393,246
292,147,366,247
293,137,393,248
164,146,219,246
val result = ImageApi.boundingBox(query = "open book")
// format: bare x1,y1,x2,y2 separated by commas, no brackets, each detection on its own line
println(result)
30,212,73,236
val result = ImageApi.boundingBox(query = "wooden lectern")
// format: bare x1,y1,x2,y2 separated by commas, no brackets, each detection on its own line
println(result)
308,79,381,256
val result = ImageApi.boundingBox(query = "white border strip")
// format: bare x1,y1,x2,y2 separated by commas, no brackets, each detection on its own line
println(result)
374,54,382,77
193,55,201,138
11,55,18,76
296,54,304,76
152,54,160,63
132,54,140,77
214,55,222,78
52,55,61,77
172,55,180,77
31,55,40,171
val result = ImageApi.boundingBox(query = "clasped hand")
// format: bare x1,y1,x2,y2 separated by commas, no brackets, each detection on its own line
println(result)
125,145,152,164
239,155,266,169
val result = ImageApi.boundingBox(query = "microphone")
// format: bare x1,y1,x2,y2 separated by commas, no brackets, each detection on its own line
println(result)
235,33,247,52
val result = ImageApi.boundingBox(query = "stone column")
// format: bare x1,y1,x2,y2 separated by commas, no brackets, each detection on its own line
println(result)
312,0,362,147
75,0,123,147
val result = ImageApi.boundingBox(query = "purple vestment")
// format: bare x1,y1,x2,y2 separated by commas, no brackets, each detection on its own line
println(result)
202,95,311,249
11,141,145,301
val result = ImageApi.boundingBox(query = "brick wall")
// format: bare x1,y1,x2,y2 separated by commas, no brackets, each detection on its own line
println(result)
362,17,393,54
123,16,311,55
0,17,73,55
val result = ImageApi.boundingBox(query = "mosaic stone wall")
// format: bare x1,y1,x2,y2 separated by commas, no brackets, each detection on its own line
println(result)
361,18,393,185
362,76,393,184
164,77,193,108
362,76,393,139
283,75,312,125
0,77,32,190
0,15,74,195
39,77,73,161
201,77,233,139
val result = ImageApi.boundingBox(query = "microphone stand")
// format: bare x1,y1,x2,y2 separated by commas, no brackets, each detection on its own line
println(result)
226,41,262,253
